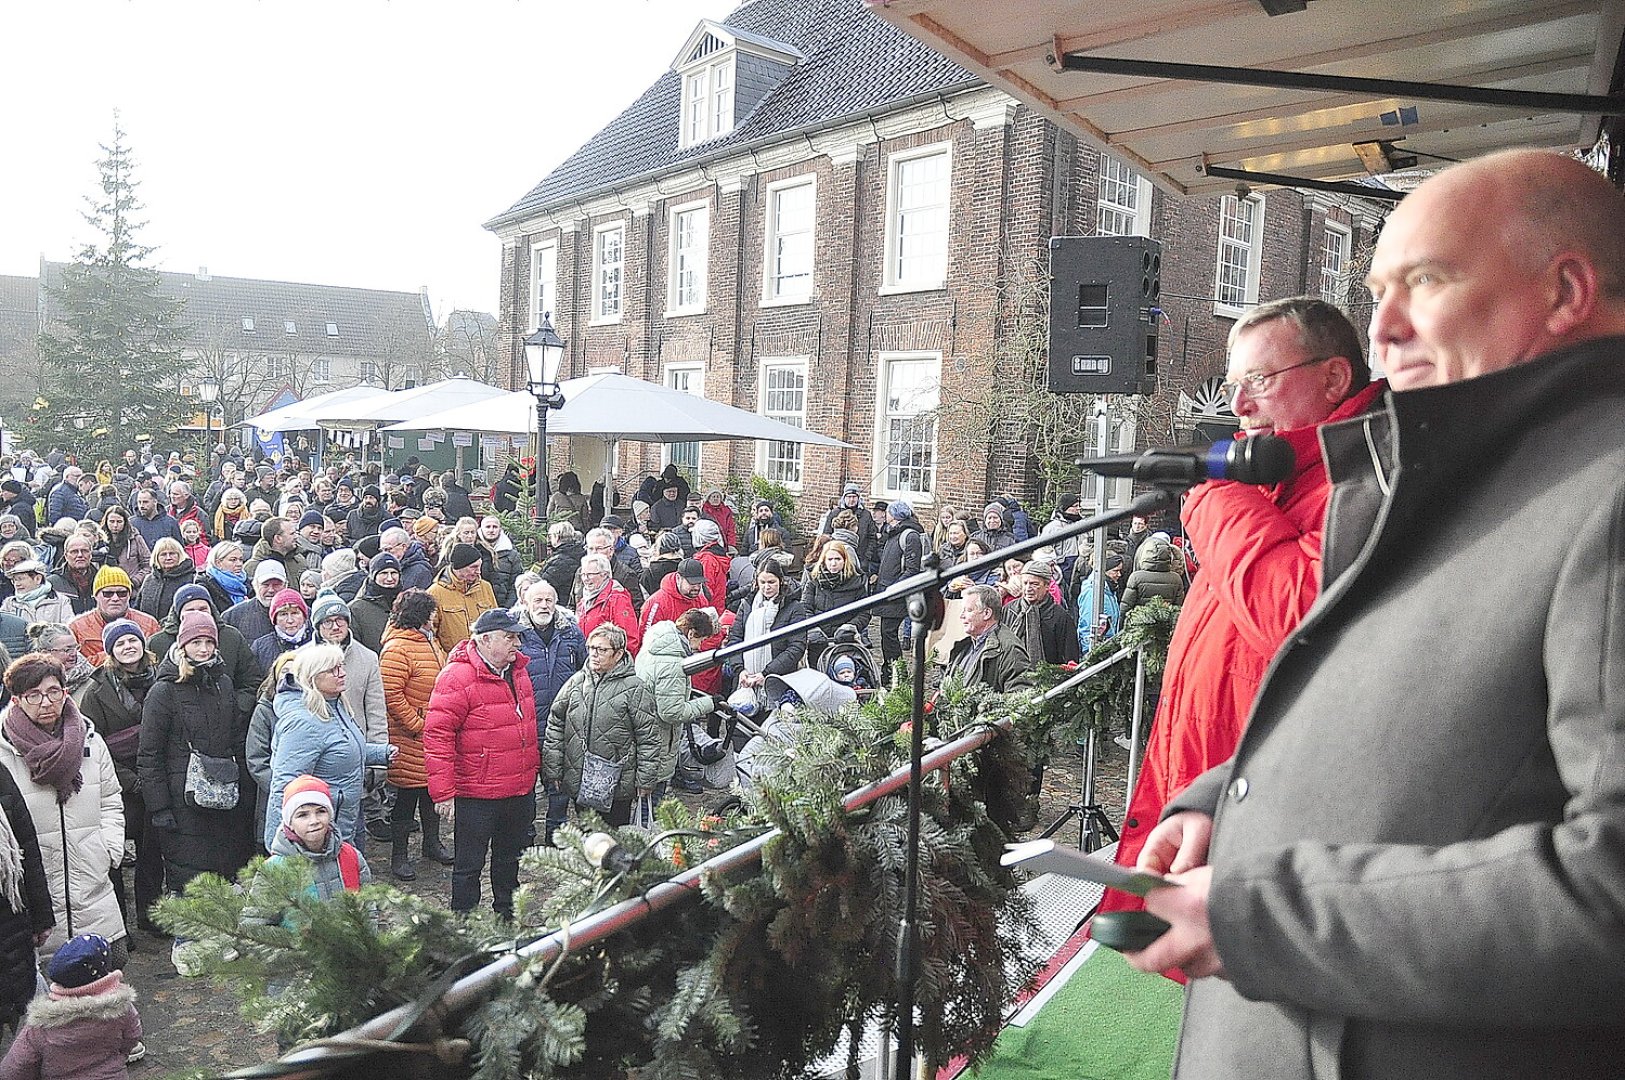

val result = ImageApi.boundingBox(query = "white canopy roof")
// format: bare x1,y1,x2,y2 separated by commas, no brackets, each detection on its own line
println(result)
239,385,390,433
382,371,848,447
317,376,511,427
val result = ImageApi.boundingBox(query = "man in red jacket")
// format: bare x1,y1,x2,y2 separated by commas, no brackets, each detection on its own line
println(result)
423,608,540,919
639,558,714,631
1097,297,1385,943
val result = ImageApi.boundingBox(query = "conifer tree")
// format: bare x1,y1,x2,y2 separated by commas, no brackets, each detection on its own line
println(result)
33,119,190,457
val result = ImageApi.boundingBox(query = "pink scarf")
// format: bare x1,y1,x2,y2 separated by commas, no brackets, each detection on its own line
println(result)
2,700,87,804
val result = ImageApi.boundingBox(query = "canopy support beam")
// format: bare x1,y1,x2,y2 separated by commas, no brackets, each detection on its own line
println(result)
1199,163,1407,201
1051,52,1625,115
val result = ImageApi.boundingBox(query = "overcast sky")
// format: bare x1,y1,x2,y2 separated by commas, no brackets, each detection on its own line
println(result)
1,0,735,321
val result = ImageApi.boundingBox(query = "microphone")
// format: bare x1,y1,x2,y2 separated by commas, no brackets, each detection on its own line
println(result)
1079,435,1294,487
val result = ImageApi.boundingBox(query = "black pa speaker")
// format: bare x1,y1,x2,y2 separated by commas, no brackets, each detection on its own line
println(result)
1047,235,1161,395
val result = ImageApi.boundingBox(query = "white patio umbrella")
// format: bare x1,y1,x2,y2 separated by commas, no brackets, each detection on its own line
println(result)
238,385,391,433
380,372,847,447
317,376,511,426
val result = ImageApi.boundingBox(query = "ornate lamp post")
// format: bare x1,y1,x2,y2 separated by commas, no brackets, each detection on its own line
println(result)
522,313,567,521
197,379,220,463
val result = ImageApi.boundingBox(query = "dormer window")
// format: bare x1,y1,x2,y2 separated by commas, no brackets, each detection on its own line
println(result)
674,21,802,150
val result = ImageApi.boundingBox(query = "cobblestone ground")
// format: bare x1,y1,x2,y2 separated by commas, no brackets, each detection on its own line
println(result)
109,739,1135,1077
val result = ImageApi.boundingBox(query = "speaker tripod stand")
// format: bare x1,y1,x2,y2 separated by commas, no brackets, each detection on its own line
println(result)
1040,725,1120,853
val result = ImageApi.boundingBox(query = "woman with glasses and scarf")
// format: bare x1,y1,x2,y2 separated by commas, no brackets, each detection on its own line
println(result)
0,652,126,968
27,624,95,699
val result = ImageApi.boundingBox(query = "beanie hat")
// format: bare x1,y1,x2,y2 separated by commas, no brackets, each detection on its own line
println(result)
1104,554,1125,572
369,553,401,577
842,482,861,497
298,510,325,531
47,934,114,989
282,774,333,818
449,543,481,570
377,517,402,535
321,548,357,579
692,519,722,547
253,559,287,586
100,618,146,657
353,535,381,561
830,655,857,684
170,583,212,618
336,478,355,492
91,565,132,594
270,588,308,618
412,516,438,541
888,500,914,520
177,609,218,648
310,589,351,628
657,531,684,555
362,484,382,500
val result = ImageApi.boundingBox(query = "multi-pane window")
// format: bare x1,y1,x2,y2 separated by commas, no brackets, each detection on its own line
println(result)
266,356,291,381
1097,154,1151,237
1215,193,1264,315
763,179,815,303
884,147,950,290
530,241,557,331
669,203,708,313
593,224,625,322
877,353,940,497
758,359,807,486
680,58,734,148
310,357,332,384
664,364,703,472
1321,221,1352,304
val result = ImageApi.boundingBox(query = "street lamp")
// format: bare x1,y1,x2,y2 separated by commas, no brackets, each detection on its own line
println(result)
522,313,567,520
198,379,221,467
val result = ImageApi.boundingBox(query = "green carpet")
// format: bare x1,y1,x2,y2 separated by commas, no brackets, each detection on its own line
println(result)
968,945,1184,1080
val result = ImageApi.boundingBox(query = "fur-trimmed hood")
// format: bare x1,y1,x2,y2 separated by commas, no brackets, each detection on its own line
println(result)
24,981,136,1028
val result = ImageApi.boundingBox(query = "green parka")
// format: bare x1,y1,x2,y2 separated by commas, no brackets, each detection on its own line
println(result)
633,621,716,782
543,652,661,802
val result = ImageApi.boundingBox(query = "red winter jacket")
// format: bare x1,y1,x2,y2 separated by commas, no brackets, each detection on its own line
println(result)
577,580,642,656
695,546,731,610
422,638,540,802
700,499,737,551
639,572,710,631
1099,381,1387,937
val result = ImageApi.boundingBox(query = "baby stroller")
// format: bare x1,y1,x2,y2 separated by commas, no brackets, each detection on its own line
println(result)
807,622,883,696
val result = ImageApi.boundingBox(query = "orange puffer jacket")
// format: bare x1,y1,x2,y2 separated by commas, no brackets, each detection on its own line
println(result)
380,624,446,789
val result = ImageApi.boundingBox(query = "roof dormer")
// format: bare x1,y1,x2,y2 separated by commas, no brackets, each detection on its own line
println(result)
673,20,803,149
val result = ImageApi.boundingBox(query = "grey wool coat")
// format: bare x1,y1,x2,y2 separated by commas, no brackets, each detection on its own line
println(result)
1167,338,1625,1080
544,652,662,802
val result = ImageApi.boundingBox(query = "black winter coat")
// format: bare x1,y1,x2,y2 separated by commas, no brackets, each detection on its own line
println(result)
138,654,255,889
723,595,808,676
875,519,926,617
0,765,52,1028
134,557,197,620
541,540,586,600
801,570,871,635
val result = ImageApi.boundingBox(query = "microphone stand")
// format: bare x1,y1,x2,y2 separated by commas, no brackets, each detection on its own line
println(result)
681,486,1182,1079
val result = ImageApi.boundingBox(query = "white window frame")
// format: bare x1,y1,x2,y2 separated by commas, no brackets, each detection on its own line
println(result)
761,176,816,307
1321,220,1352,305
1096,153,1153,237
756,357,808,490
241,317,255,334
326,321,339,337
873,351,942,501
666,200,709,316
1214,193,1265,317
529,239,558,332
310,357,332,385
1079,412,1139,514
591,222,626,324
360,360,380,384
881,142,952,294
662,362,705,473
679,56,736,149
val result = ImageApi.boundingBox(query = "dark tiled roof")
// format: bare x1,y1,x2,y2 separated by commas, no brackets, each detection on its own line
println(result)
487,0,975,227
40,263,432,357
0,275,39,337
443,309,498,336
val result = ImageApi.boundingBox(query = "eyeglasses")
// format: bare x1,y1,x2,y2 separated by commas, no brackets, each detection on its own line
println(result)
20,687,66,706
586,645,617,654
1220,356,1333,402
98,588,130,598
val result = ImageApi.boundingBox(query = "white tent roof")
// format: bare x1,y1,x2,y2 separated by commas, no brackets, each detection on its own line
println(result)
381,372,849,447
239,385,391,433
318,376,511,427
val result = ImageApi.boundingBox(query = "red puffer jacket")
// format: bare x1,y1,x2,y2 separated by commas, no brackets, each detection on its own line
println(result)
1098,381,1387,939
422,638,540,802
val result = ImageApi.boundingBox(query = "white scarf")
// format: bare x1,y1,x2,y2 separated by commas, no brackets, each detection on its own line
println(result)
0,800,24,916
742,595,779,674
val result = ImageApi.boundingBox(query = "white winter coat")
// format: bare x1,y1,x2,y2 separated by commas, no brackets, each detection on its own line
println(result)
0,709,125,954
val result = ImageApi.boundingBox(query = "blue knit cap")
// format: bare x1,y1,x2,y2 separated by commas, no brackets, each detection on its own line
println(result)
100,618,146,657
48,933,113,988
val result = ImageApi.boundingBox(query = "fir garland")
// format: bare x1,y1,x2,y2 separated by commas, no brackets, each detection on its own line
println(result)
157,652,1161,1079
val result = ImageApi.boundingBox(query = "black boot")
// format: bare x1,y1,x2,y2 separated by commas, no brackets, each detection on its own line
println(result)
422,805,454,865
390,820,416,881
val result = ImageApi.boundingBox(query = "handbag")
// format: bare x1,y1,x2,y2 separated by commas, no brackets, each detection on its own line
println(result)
576,750,622,813
185,748,240,811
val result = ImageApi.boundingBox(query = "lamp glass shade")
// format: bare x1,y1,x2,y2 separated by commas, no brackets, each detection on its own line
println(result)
197,380,220,404
523,314,566,386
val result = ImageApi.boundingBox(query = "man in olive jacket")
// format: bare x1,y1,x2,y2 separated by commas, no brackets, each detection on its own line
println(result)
1127,151,1625,1079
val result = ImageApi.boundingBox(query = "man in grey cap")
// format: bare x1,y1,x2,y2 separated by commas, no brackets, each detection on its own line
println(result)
222,559,286,644
1001,558,1078,665
818,482,878,570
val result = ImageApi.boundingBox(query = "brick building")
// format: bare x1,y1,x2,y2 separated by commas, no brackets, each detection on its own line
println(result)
483,0,1388,528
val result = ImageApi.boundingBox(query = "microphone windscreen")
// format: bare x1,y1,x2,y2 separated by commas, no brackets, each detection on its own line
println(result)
1226,435,1296,485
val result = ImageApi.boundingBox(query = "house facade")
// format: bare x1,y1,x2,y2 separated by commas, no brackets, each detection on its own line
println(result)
484,0,1387,526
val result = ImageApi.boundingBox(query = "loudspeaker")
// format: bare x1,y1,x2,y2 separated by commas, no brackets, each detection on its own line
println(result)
1047,235,1161,396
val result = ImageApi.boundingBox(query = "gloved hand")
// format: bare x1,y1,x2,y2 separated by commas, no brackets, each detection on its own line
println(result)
151,809,177,830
